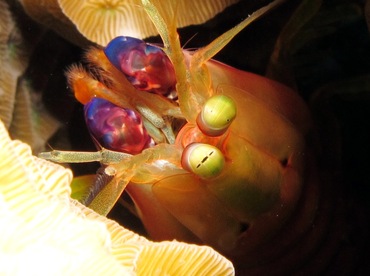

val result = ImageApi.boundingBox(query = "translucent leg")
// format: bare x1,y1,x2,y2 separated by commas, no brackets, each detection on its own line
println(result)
38,148,131,165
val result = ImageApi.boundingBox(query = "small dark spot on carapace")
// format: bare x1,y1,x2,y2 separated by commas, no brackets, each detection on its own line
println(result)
239,223,249,234
281,158,288,167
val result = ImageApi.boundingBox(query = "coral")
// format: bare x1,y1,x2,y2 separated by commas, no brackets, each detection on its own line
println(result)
0,0,60,153
0,119,234,275
19,0,239,46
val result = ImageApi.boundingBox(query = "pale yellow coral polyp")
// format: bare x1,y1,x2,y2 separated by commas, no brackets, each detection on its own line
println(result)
58,0,239,45
0,119,234,275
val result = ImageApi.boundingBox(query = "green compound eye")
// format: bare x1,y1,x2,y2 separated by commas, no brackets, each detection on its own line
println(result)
197,95,237,137
181,143,225,179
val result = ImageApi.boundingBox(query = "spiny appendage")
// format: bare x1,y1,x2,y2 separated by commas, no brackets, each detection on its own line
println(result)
141,0,194,121
192,0,287,66
84,47,140,99
142,0,286,123
38,148,131,164
66,63,134,111
188,0,287,103
187,0,287,120
67,49,178,143
86,47,181,119
69,48,137,109
112,142,185,184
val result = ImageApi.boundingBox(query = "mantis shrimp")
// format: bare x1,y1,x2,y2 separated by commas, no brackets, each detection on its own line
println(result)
40,0,328,273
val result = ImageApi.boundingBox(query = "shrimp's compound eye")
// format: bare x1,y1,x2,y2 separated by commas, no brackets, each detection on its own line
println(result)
181,143,225,179
84,97,154,154
197,95,237,136
104,36,177,98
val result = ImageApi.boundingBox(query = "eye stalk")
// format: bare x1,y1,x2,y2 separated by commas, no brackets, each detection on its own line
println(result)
181,143,225,179
197,95,237,136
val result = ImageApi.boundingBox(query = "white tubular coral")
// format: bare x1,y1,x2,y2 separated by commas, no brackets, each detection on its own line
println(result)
0,119,234,275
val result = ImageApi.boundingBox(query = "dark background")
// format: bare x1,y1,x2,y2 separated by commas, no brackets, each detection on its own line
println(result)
7,0,370,274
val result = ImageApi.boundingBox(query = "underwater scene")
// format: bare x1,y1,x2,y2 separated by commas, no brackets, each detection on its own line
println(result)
1,0,370,274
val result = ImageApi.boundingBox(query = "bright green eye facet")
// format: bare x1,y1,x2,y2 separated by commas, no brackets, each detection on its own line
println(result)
181,143,225,179
197,95,237,136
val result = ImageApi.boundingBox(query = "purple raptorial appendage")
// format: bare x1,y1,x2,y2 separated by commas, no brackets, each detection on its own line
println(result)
84,97,154,154
104,36,177,99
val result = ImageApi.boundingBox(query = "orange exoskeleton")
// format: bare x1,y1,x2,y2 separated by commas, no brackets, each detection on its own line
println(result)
40,0,320,273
